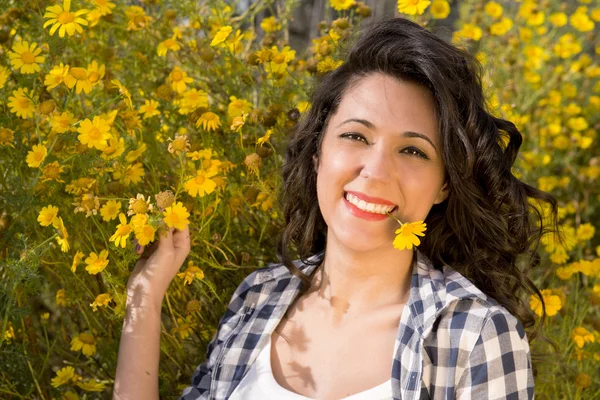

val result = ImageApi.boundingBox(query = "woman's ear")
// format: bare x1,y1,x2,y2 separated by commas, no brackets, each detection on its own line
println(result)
434,181,449,204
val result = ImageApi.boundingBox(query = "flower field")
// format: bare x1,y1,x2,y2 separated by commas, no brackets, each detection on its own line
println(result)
0,0,598,398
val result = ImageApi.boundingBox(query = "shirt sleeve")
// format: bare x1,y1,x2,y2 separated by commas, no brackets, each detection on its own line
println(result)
456,310,534,400
179,270,258,400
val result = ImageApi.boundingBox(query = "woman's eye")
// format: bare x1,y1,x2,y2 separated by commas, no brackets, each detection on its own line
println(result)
341,133,368,143
402,147,429,159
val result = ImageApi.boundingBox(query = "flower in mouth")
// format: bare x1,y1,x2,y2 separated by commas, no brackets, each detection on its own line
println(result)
386,211,427,250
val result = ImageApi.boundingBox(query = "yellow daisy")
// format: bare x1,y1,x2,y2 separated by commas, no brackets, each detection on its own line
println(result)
87,60,105,87
70,332,97,356
157,36,181,57
168,66,193,94
44,63,70,90
317,57,344,73
71,250,84,273
91,0,115,16
392,220,427,250
210,25,233,47
90,293,112,311
8,88,36,119
37,205,59,227
177,261,205,285
125,5,153,31
330,0,355,11
0,128,15,148
42,161,66,183
110,213,133,248
77,116,111,150
196,112,221,131
227,96,252,119
139,99,161,119
184,168,218,197
64,67,92,94
430,0,450,19
84,249,109,275
529,289,562,317
178,88,209,115
0,66,10,88
397,0,431,16
8,41,45,74
100,199,121,222
122,162,145,185
43,0,89,38
134,223,156,246
51,366,75,388
26,144,48,168
110,79,132,109
50,111,76,133
76,379,107,392
163,202,190,231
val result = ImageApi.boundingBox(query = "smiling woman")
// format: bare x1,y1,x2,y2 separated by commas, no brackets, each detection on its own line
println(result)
114,16,562,400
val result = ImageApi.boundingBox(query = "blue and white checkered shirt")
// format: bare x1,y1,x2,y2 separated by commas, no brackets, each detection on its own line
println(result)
180,248,534,399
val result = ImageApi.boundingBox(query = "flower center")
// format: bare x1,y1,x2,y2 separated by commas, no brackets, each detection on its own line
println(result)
88,72,100,83
132,199,148,214
21,51,36,64
171,70,183,81
165,39,176,48
78,332,95,344
57,11,75,24
87,127,101,140
194,175,206,185
18,97,31,109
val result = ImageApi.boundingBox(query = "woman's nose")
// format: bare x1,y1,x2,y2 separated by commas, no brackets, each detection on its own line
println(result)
359,146,395,182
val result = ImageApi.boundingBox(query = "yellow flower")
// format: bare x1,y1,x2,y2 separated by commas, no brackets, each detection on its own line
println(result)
71,251,84,273
26,144,48,168
8,41,45,74
0,66,10,88
168,66,193,94
177,261,205,285
550,12,567,27
139,99,161,119
167,134,191,155
8,88,36,119
84,249,109,275
121,162,145,185
163,202,190,231
73,193,100,217
256,129,273,146
110,213,133,248
41,161,65,183
260,16,282,32
56,289,67,307
134,223,156,246
157,36,181,57
330,0,355,11
76,379,107,392
317,57,344,73
86,60,105,86
529,289,562,317
63,67,92,94
567,117,588,131
210,25,233,47
490,17,513,36
178,88,209,115
553,33,582,59
196,112,221,131
574,373,591,390
125,5,153,31
77,116,111,150
38,205,59,227
70,332,97,356
397,0,431,16
184,168,218,197
484,1,503,18
50,111,76,133
43,0,89,37
0,128,15,148
458,23,483,41
51,366,75,388
570,11,595,32
172,315,194,340
100,199,121,222
430,0,450,19
90,293,112,311
227,96,253,119
576,223,595,242
110,79,132,109
91,0,115,16
127,194,153,216
571,327,595,348
392,220,427,251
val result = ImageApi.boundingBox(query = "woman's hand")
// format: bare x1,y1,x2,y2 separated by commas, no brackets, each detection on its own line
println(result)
126,225,191,311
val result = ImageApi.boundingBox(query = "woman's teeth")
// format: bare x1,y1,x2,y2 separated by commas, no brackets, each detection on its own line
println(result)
345,193,396,214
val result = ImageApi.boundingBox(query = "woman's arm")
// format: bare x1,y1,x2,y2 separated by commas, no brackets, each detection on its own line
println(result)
113,226,191,399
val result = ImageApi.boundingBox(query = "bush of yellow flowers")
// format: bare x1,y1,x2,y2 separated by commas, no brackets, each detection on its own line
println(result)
0,0,598,397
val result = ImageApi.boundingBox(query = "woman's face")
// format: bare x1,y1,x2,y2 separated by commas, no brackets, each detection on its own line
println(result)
313,73,448,252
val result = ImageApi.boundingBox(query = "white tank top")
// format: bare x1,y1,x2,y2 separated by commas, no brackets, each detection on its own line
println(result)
229,335,393,399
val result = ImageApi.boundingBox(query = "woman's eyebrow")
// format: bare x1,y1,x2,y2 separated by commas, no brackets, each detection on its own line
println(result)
336,118,437,152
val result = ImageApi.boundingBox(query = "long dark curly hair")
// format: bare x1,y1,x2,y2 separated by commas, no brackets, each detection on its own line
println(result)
275,17,561,372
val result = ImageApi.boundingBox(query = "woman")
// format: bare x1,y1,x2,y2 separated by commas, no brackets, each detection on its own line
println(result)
114,17,558,400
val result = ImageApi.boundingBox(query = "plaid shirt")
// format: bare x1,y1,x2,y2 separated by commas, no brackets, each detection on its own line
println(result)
180,249,534,400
